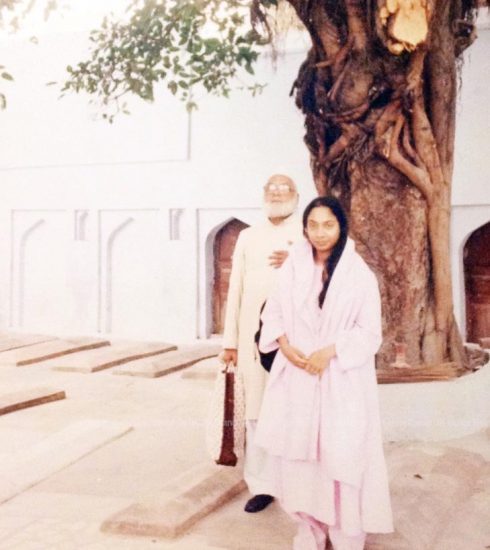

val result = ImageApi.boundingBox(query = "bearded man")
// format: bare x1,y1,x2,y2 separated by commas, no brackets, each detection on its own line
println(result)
222,174,303,513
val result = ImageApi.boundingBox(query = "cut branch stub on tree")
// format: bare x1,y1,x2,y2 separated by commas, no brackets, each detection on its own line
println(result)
377,0,432,54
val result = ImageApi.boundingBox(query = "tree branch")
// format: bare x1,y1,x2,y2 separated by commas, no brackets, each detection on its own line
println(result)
389,114,433,199
291,0,343,63
406,50,447,202
324,126,356,163
315,37,352,71
427,0,458,184
402,120,424,167
344,0,368,50
374,100,432,199
323,100,370,122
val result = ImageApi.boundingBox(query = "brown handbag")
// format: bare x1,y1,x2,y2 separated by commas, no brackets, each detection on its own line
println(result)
205,360,245,466
218,367,238,466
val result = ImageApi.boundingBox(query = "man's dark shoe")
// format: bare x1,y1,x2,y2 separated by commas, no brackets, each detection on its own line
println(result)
244,494,274,513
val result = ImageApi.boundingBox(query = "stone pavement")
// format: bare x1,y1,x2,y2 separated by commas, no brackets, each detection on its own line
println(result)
0,335,489,549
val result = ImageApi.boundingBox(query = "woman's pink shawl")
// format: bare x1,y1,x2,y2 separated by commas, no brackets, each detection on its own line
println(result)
255,237,385,488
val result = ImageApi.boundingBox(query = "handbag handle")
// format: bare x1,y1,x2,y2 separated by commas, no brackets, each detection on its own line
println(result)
218,352,236,373
221,361,236,374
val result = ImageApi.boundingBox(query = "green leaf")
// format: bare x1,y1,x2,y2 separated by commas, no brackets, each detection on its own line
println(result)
244,64,253,75
203,38,221,53
168,81,178,95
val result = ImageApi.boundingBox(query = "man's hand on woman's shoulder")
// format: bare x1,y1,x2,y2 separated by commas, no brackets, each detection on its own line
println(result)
268,249,289,269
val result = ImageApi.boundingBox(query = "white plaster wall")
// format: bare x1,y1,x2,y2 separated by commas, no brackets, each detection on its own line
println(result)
0,36,189,169
9,210,70,332
0,8,312,342
380,363,490,441
453,13,490,206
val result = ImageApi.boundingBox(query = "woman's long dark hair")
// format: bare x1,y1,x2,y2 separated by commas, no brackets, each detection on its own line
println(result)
302,196,349,308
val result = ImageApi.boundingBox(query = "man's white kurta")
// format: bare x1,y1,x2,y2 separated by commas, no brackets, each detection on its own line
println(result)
222,214,303,420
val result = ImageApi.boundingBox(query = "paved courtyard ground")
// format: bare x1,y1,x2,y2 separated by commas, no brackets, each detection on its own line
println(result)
0,335,489,549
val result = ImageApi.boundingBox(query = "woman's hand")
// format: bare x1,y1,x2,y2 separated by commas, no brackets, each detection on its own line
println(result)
278,336,308,369
305,345,336,376
283,344,308,369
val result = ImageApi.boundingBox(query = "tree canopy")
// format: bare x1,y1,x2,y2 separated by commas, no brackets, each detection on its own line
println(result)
62,0,282,120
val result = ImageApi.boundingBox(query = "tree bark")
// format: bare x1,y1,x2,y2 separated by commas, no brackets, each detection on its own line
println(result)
287,0,479,370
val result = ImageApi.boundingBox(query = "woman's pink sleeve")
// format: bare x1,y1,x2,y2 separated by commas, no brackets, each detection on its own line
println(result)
334,273,383,370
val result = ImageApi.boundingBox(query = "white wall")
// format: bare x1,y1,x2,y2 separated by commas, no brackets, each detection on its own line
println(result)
0,8,313,342
453,12,490,206
379,363,490,441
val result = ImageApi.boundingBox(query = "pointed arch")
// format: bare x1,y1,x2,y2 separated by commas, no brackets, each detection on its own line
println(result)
464,220,490,344
211,218,249,334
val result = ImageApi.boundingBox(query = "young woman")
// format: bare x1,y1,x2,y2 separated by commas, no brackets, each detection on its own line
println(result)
255,196,393,549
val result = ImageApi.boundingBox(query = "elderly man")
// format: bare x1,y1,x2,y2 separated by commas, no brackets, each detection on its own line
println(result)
222,174,303,513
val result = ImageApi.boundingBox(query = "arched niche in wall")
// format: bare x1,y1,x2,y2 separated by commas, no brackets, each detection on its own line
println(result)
464,221,490,344
211,218,249,334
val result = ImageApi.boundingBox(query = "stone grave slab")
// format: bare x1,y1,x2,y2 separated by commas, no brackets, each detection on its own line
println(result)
0,333,58,353
0,337,110,367
180,358,219,381
51,342,177,373
101,463,246,538
113,344,221,378
0,386,65,416
0,419,132,504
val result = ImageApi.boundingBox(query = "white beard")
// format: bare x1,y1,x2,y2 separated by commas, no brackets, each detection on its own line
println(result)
263,196,298,219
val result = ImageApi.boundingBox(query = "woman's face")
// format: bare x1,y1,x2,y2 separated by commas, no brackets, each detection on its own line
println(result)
304,206,341,255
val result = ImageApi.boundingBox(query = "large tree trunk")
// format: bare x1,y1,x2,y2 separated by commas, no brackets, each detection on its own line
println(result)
285,0,478,370
348,158,431,368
